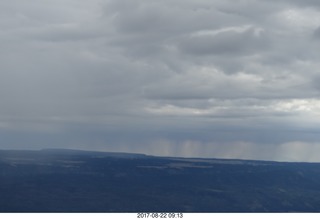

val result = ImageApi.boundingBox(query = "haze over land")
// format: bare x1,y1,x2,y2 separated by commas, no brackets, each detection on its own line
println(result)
2,0,320,161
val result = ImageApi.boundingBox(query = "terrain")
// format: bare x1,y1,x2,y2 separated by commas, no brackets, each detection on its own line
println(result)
1,149,320,212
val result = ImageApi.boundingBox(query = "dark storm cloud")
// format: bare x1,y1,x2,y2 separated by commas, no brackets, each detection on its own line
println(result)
1,0,320,161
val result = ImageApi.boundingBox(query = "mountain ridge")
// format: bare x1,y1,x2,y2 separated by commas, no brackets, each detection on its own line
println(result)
0,148,312,164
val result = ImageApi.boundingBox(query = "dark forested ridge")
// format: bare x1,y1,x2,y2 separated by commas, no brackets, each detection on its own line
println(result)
1,149,320,212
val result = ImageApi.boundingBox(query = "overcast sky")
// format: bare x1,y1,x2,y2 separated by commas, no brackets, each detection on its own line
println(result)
2,0,320,161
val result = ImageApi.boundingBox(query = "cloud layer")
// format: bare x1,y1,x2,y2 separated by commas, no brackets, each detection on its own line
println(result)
2,0,320,161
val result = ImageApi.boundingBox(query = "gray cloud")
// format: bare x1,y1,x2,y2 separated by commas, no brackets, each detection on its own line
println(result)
178,26,270,56
1,0,320,161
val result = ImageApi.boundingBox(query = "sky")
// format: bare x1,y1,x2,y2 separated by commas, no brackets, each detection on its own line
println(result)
2,0,320,161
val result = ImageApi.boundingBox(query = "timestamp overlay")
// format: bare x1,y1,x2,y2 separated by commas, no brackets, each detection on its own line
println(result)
137,213,183,219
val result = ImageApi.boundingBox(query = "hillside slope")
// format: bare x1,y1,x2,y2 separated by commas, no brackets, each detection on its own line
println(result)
1,149,320,212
